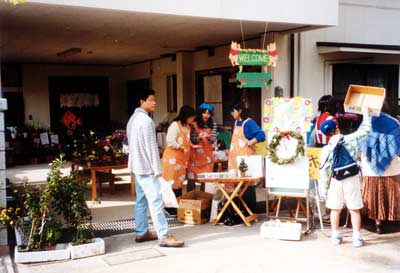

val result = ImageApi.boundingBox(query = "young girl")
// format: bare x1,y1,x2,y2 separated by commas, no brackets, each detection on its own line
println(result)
228,102,265,171
314,95,338,147
162,105,196,197
187,103,217,191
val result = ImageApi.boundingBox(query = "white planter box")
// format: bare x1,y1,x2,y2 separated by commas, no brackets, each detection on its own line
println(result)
260,220,302,241
68,238,105,259
14,243,70,264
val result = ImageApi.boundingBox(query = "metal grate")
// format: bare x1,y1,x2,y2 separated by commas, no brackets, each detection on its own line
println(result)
90,214,180,238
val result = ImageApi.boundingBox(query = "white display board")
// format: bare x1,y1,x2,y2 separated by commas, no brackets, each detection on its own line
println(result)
265,156,309,190
236,155,264,178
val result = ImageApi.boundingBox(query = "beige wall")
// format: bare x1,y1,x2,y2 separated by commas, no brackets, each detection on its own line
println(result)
298,0,400,114
125,36,291,125
31,0,338,27
123,58,177,125
22,64,124,128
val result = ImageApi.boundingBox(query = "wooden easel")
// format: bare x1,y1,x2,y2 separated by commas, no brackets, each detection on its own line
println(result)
266,188,311,231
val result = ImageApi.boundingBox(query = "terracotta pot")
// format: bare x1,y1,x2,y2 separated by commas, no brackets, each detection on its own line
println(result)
239,171,246,177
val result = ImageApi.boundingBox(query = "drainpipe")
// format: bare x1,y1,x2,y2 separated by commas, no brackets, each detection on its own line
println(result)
289,34,294,98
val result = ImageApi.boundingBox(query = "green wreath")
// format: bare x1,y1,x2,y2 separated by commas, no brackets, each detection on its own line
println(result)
268,131,305,165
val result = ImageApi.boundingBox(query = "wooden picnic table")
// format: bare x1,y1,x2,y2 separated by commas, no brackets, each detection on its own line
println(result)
71,162,135,201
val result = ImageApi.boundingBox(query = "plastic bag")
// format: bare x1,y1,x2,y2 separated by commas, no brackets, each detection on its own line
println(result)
159,177,179,208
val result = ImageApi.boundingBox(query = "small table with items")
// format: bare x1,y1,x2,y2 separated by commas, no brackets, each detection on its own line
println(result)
71,162,135,201
197,175,261,226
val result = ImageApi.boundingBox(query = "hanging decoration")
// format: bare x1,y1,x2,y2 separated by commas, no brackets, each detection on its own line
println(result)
263,96,313,132
228,41,278,88
268,131,305,165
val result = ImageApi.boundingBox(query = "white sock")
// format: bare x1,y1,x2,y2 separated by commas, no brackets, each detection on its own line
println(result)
332,230,340,238
353,230,361,238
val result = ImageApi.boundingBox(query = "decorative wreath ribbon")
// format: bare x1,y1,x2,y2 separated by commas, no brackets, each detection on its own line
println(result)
268,131,305,165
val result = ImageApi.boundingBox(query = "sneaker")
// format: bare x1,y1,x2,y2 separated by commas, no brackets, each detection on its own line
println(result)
352,236,364,248
331,234,343,246
159,235,184,248
135,230,158,243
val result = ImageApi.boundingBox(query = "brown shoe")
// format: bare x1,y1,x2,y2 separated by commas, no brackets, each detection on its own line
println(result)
135,231,158,243
159,235,184,247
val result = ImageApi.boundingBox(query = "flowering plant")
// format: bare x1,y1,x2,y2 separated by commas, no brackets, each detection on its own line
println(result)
0,207,22,227
72,130,128,166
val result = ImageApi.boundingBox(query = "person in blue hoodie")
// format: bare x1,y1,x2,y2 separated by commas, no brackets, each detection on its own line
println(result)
360,105,400,234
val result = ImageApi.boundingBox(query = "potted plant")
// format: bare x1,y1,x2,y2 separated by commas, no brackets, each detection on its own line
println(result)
238,159,248,177
48,155,104,259
13,180,70,263
13,155,103,263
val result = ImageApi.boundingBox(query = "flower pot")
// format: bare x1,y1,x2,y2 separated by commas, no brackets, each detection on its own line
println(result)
239,171,246,178
14,226,28,247
68,238,105,259
14,243,70,263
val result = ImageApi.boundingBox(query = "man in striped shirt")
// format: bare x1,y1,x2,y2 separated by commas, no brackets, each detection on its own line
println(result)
127,89,184,247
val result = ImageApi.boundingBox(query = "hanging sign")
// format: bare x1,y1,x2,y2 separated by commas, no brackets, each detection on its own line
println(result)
237,72,271,88
228,41,278,88
238,51,269,66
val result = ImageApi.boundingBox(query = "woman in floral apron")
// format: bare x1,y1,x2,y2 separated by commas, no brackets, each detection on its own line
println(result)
187,103,218,191
228,102,266,171
162,105,196,197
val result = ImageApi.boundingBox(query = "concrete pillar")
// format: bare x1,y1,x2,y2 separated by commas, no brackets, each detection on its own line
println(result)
0,64,8,245
176,52,195,109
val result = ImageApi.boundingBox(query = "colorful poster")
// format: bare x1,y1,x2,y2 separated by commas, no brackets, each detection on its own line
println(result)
306,147,322,180
263,97,313,132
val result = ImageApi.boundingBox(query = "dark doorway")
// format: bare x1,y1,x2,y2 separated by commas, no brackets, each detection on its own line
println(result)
127,79,151,116
48,76,110,131
2,91,24,128
333,64,399,114
196,67,262,128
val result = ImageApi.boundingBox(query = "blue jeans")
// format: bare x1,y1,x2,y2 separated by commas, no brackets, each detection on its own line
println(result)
134,174,169,239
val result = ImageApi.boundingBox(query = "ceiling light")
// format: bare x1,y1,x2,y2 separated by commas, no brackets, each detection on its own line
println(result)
56,48,82,57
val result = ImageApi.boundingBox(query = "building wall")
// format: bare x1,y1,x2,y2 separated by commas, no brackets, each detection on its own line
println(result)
22,64,125,128
20,35,293,128
31,0,338,27
299,0,400,113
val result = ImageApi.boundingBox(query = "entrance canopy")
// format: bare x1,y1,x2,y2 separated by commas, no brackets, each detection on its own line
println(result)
0,0,338,65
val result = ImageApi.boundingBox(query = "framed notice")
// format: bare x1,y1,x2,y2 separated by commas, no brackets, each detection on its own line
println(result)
40,132,49,145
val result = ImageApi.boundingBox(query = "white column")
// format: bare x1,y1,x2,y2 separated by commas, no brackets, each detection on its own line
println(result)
0,62,8,245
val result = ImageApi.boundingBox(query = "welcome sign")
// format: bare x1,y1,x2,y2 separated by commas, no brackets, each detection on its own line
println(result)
237,72,271,88
228,41,278,88
238,51,269,66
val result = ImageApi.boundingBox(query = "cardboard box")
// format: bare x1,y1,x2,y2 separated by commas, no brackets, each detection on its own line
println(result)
260,220,302,241
344,85,385,116
177,190,213,225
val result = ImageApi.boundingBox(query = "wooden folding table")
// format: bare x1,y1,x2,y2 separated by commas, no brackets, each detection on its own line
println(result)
197,176,261,226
